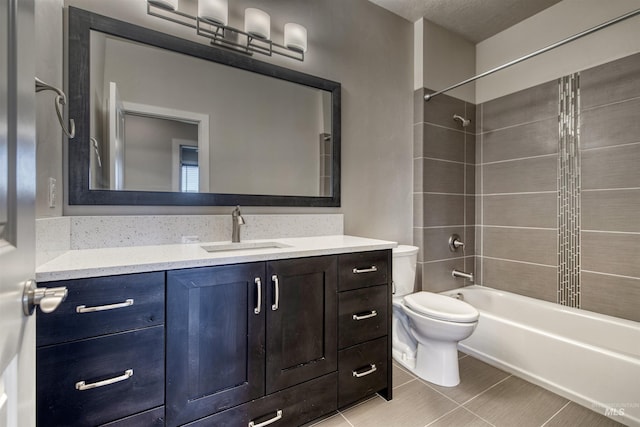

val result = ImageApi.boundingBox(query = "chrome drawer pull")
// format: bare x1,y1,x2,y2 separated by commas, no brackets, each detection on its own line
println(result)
353,310,377,321
271,275,279,311
75,369,133,391
352,266,377,274
254,278,262,315
76,299,134,313
352,364,377,378
248,409,283,427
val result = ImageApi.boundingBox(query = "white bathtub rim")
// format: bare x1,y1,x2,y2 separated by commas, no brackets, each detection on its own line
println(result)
458,343,639,427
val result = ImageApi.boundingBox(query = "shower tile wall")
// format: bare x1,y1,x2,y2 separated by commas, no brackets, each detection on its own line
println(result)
473,52,640,322
413,88,476,292
579,52,640,322
477,81,559,303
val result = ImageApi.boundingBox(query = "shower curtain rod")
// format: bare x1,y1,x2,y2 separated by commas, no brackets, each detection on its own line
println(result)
424,8,640,102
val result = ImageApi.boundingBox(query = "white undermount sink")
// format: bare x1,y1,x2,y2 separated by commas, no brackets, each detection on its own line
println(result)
201,241,292,253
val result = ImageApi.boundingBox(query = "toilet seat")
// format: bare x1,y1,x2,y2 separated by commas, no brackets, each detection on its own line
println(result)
403,291,478,323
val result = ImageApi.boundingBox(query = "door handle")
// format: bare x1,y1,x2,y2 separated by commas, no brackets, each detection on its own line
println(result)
254,277,262,314
271,274,279,311
22,279,68,316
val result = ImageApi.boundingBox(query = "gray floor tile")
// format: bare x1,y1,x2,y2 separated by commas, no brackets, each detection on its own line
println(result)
544,402,626,427
341,380,457,427
465,376,569,427
427,407,492,427
392,363,416,389
427,355,511,404
306,412,352,427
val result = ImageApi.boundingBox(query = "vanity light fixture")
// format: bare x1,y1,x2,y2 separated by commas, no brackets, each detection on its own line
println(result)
147,0,307,61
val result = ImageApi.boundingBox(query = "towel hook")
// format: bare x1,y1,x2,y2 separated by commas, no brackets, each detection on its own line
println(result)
35,77,75,139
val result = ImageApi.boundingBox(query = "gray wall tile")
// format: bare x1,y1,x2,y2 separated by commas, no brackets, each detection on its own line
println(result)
413,193,423,227
482,118,558,163
464,226,476,257
421,226,466,262
483,156,557,194
465,164,475,195
422,194,465,226
413,123,423,158
482,227,557,266
582,189,640,232
481,257,557,302
421,158,465,194
466,196,476,227
481,81,557,132
581,272,640,322
423,124,465,162
413,227,424,262
582,143,640,190
483,193,557,228
465,102,477,134
466,133,476,165
580,52,640,110
582,231,640,278
414,88,425,125
581,98,640,150
421,258,466,292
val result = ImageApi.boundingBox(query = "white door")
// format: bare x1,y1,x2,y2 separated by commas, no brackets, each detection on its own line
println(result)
0,0,36,426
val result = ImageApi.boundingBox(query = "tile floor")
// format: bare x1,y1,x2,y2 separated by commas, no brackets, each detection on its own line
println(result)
309,353,626,427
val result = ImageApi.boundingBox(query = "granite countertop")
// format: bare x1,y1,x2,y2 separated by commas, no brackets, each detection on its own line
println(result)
36,235,397,282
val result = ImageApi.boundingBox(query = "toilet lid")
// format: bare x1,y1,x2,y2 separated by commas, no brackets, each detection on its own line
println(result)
404,292,479,323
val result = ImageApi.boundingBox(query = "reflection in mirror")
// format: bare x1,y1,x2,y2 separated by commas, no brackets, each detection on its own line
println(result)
89,30,333,198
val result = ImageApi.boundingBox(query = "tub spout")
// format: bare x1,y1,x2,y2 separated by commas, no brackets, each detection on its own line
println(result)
452,269,474,282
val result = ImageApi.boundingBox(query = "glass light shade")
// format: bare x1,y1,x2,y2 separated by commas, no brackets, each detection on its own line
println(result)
198,0,228,26
284,23,307,53
244,8,270,40
148,0,178,11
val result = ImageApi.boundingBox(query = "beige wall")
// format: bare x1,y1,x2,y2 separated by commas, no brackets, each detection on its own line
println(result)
476,0,640,103
35,0,414,244
415,18,475,103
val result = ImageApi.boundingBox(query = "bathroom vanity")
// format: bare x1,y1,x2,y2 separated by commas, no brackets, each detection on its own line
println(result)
35,236,394,426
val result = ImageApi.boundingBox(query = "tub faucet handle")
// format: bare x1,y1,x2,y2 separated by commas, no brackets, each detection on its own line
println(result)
448,234,465,252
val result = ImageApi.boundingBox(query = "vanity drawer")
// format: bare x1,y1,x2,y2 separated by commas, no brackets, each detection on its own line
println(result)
338,250,389,291
339,285,388,349
37,326,165,427
185,373,337,427
338,337,388,408
101,407,165,426
37,271,165,346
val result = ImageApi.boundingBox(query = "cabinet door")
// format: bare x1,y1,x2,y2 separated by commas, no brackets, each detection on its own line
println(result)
166,263,266,427
266,256,337,394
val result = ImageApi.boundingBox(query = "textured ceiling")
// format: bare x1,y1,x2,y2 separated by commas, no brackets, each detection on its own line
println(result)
367,0,564,43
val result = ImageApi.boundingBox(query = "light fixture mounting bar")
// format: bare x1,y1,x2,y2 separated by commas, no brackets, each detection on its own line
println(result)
147,2,304,61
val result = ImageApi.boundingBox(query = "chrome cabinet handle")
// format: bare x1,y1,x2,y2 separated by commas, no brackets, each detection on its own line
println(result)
254,278,262,314
249,410,283,427
352,266,377,274
352,310,377,321
76,299,134,313
271,275,279,311
352,364,377,378
75,369,133,391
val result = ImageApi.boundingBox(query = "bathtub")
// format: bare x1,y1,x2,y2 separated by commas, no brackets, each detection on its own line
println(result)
444,285,640,427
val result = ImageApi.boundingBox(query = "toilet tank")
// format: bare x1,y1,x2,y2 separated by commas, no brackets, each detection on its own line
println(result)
392,245,419,296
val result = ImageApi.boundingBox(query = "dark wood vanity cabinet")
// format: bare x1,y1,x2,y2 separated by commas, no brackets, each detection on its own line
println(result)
166,256,338,426
36,250,391,426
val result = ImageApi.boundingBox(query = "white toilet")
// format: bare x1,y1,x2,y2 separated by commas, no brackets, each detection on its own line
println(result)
392,245,479,387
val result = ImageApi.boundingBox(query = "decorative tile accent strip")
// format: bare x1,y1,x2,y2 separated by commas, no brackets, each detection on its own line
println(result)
558,74,581,308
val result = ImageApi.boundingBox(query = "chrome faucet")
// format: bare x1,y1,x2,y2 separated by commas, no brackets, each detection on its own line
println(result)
231,205,245,243
452,269,474,282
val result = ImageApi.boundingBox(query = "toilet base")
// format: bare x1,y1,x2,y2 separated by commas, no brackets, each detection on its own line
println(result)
392,341,461,387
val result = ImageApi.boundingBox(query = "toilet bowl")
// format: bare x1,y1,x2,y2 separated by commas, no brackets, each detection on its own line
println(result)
392,245,479,387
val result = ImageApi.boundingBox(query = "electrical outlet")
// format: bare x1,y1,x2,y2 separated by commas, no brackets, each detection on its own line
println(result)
48,177,57,208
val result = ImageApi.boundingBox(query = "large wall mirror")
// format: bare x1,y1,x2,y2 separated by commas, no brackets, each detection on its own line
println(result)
68,7,341,206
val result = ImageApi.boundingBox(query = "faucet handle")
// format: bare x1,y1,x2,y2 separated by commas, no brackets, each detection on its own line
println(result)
448,234,465,252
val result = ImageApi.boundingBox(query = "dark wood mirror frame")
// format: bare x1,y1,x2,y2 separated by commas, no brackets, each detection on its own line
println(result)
68,7,341,207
